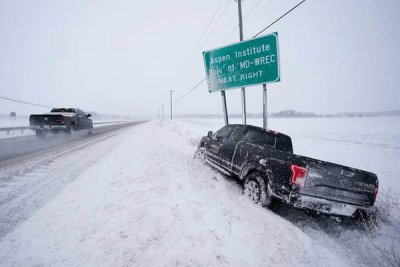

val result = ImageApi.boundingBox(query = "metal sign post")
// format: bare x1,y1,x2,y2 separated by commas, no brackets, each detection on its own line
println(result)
237,0,247,125
221,91,229,125
263,83,267,129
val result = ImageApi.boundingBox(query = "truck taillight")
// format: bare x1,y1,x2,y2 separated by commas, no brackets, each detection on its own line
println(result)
374,183,379,201
60,116,66,124
290,165,308,187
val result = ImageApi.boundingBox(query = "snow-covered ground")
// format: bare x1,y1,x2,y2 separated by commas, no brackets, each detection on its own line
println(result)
0,118,399,266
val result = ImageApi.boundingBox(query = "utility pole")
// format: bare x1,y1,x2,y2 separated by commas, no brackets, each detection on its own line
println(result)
161,104,164,120
237,0,247,125
169,90,173,120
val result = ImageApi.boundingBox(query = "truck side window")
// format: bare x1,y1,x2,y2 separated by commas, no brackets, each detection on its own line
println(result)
213,126,234,140
229,126,246,142
245,129,276,147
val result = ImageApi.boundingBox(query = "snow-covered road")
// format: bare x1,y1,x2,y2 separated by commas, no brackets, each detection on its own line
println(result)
0,126,129,240
0,119,398,266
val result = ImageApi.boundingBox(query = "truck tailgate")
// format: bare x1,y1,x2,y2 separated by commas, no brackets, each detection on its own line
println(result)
297,157,378,207
29,114,64,127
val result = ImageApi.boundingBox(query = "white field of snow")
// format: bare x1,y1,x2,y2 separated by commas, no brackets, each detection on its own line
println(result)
0,117,398,266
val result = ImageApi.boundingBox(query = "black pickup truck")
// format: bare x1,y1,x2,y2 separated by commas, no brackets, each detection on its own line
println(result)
29,108,93,137
195,124,379,219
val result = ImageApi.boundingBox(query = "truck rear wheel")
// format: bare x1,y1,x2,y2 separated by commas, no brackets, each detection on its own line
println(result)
67,123,76,135
243,172,274,208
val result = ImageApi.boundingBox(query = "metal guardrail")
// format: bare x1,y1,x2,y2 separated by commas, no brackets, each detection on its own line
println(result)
0,126,30,132
0,121,134,135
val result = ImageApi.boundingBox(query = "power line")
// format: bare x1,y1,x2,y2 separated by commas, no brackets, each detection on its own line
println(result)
174,0,243,103
199,0,232,51
188,0,226,59
253,0,306,38
219,22,239,45
172,0,226,91
0,95,53,109
174,78,206,103
245,0,263,18
212,13,237,45
174,0,307,104
217,0,261,46
174,0,233,94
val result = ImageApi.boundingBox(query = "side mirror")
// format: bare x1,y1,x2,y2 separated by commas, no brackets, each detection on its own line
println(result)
207,131,213,138
86,114,92,117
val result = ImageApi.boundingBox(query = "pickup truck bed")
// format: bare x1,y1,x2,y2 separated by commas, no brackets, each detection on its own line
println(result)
196,124,378,218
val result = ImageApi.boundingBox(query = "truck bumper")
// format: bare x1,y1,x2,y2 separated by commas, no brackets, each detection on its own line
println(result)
288,193,375,217
30,125,67,131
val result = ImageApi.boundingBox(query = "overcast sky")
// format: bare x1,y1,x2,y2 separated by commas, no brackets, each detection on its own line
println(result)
0,0,399,117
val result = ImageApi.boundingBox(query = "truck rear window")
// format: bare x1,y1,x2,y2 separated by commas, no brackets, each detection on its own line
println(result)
244,129,276,148
244,128,293,153
275,135,293,153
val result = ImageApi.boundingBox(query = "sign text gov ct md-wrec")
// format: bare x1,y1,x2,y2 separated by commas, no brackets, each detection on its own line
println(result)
203,32,280,92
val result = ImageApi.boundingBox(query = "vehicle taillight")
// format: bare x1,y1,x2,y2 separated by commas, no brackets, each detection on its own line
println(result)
60,116,66,124
374,182,379,201
290,165,308,187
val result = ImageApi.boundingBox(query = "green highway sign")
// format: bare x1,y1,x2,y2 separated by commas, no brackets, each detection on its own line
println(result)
203,32,280,92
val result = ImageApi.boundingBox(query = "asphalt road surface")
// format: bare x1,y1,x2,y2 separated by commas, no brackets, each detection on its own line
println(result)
0,122,144,161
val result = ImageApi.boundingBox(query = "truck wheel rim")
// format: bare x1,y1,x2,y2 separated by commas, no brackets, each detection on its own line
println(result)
245,181,260,202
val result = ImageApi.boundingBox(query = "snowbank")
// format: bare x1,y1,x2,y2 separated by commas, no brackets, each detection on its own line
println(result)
0,121,352,266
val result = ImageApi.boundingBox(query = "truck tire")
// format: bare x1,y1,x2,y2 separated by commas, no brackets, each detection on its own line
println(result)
194,147,206,163
243,171,274,208
67,123,76,135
